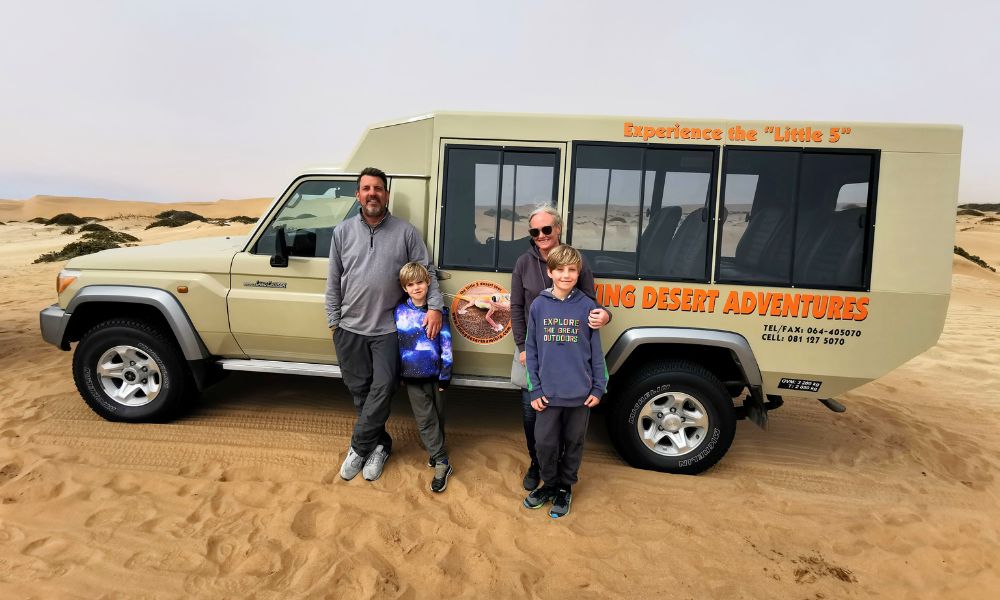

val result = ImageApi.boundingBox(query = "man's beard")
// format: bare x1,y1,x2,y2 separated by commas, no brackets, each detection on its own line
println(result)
362,202,386,218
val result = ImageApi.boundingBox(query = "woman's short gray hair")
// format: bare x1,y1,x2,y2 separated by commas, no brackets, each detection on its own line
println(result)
527,204,562,229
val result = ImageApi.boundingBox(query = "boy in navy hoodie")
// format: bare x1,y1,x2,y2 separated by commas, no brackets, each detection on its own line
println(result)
395,262,454,492
523,245,607,518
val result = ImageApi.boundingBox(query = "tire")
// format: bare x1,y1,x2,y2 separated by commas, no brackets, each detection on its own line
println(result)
607,360,736,475
72,319,193,422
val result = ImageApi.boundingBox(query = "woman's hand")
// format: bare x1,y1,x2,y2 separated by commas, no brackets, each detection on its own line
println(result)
518,351,526,366
588,308,610,329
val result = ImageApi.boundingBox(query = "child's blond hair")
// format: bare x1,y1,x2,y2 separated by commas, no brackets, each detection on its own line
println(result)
545,244,583,272
399,261,431,287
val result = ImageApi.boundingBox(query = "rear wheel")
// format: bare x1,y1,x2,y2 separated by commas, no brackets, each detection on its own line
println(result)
72,319,193,422
608,360,736,475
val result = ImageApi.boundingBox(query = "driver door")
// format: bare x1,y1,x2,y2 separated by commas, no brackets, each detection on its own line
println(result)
228,177,359,362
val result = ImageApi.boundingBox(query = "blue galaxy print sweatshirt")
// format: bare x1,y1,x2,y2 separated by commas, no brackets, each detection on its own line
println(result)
526,288,608,406
394,299,453,384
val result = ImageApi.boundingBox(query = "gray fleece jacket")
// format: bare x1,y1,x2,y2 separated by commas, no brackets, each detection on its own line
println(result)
325,212,442,335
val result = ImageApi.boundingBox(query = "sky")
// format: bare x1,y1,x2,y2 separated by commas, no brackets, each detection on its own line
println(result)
1,0,997,204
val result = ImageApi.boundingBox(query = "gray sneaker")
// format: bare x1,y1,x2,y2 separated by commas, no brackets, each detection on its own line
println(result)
430,460,453,493
339,447,365,481
362,444,390,481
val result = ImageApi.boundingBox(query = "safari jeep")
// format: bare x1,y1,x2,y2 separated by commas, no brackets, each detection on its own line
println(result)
39,112,962,474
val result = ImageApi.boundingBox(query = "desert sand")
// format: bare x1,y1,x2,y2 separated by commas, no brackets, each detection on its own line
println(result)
1,198,998,599
0,195,273,221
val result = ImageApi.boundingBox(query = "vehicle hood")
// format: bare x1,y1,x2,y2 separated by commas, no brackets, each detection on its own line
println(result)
66,236,245,274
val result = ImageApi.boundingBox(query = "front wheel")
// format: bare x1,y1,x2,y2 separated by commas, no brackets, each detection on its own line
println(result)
608,360,736,475
72,319,193,422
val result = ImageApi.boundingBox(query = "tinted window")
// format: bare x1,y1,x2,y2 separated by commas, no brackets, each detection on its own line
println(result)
792,153,874,289
717,149,875,290
569,144,716,280
441,147,559,271
716,150,798,285
253,179,358,258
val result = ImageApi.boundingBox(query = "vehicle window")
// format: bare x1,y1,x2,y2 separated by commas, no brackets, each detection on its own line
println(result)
252,179,359,258
792,153,874,289
717,150,798,285
717,149,875,290
569,143,716,281
440,146,559,271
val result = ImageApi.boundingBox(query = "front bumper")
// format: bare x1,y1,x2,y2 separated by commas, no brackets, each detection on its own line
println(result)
40,304,71,350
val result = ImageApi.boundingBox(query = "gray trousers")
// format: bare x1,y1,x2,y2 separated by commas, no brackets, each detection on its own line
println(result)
405,381,447,463
333,328,398,456
534,405,590,487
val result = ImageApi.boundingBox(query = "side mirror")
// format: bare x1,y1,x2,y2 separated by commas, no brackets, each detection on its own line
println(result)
270,225,289,268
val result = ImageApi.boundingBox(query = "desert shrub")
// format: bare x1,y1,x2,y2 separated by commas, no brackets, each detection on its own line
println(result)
147,210,207,229
957,208,984,217
79,223,110,232
34,239,121,263
954,246,996,272
482,208,524,221
154,210,204,222
29,217,48,224
959,203,1000,212
45,213,88,226
981,216,999,223
228,215,258,224
82,230,139,243
63,226,77,234
146,217,186,229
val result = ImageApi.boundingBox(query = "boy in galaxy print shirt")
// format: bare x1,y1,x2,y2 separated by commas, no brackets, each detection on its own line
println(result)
395,262,454,492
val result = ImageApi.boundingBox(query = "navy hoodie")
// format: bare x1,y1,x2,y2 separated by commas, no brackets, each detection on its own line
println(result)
525,288,608,406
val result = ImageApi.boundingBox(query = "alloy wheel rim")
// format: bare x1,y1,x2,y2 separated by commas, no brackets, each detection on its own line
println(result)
95,345,161,407
636,391,710,457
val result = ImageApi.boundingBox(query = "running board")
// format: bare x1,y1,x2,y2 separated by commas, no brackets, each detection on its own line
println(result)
217,359,518,390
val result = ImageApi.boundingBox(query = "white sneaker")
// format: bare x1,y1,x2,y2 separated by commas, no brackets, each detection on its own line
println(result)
362,444,390,481
339,447,365,480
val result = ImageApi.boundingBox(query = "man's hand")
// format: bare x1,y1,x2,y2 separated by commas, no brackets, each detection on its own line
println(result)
518,351,526,366
588,308,610,329
531,396,548,412
423,309,442,339
584,394,600,408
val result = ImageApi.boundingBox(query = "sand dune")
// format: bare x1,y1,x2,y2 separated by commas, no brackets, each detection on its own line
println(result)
0,195,273,221
0,201,998,598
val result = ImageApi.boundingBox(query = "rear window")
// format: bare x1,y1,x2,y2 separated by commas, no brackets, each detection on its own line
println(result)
716,148,877,290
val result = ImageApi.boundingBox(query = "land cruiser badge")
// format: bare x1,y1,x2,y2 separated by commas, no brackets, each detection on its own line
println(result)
243,280,287,289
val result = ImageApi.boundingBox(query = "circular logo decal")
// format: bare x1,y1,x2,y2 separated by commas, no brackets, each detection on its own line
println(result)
450,281,512,344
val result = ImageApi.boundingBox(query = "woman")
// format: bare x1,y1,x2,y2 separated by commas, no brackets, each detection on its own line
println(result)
510,205,610,491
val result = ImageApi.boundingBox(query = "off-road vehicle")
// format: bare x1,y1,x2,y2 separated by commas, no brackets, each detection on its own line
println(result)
40,112,962,474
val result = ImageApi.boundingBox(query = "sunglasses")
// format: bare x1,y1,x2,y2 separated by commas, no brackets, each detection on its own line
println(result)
528,225,555,238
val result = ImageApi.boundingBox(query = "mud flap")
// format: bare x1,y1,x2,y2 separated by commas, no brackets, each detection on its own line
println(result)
745,389,785,429
745,386,768,429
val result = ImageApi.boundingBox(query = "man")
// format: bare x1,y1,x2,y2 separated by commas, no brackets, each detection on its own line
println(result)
326,167,443,482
